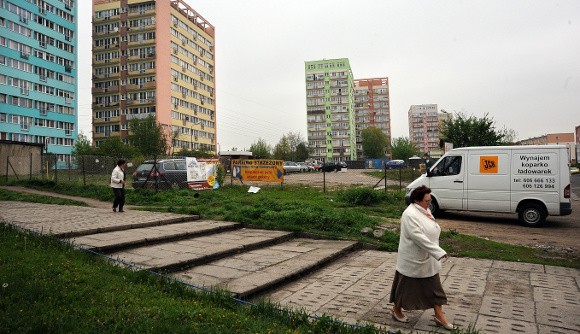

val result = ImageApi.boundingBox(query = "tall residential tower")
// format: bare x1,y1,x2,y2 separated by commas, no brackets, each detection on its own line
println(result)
354,78,391,158
305,58,356,162
92,0,216,154
408,104,451,155
0,0,78,166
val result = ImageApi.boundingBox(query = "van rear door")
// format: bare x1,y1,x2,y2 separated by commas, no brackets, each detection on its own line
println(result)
428,153,465,210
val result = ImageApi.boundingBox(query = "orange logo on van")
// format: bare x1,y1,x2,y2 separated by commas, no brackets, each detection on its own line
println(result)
480,156,498,173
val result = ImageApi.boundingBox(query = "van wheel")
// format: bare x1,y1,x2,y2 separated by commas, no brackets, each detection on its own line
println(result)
518,203,547,227
429,199,441,217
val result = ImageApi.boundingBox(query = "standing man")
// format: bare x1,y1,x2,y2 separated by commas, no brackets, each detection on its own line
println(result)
110,159,126,212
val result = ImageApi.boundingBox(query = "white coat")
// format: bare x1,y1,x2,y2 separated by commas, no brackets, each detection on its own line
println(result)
395,203,447,278
110,165,125,188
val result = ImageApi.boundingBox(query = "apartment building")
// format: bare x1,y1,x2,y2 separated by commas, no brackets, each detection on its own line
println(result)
408,104,450,154
0,0,78,166
92,0,216,154
305,58,356,162
518,132,576,163
353,78,391,158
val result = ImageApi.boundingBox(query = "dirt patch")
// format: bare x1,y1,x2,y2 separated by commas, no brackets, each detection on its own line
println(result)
435,203,580,259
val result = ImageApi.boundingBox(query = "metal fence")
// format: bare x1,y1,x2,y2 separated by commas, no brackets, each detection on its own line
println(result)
2,155,417,192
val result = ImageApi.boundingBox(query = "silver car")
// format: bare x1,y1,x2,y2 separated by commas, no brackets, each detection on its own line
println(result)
283,161,302,174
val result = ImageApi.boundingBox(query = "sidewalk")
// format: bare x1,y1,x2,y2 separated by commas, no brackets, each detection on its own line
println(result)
0,187,578,333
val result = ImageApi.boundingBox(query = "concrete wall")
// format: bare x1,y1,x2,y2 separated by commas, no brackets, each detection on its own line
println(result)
0,141,44,176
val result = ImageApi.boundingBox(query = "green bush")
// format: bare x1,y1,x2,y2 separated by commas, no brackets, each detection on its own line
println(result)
336,187,385,206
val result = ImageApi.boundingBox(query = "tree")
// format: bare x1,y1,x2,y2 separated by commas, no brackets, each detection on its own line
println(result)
178,147,215,158
361,127,388,158
295,142,310,162
95,137,137,158
390,137,421,162
128,116,169,157
273,135,291,160
499,128,518,145
71,132,96,156
273,132,307,161
440,113,508,148
286,132,305,161
249,138,271,158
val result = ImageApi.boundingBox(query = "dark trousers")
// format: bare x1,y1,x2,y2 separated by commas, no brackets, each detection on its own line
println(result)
112,187,125,210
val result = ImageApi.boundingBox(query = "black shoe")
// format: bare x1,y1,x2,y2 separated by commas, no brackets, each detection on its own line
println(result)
113,207,116,212
118,210,125,212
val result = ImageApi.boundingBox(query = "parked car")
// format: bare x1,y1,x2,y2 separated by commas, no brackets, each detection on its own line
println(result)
132,159,188,189
283,161,302,174
319,162,342,172
309,162,322,171
386,159,407,169
338,161,348,169
296,162,311,172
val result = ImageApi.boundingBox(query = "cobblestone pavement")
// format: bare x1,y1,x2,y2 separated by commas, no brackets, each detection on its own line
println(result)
1,197,579,333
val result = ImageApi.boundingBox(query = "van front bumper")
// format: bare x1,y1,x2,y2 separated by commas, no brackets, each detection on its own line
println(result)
560,202,572,215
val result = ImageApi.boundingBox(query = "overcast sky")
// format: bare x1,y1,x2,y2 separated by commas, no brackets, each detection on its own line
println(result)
78,0,580,151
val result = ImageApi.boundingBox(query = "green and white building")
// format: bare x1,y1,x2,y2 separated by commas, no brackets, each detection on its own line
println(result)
305,58,356,162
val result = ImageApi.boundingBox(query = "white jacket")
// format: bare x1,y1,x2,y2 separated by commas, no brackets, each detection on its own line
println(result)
110,166,125,188
395,204,447,278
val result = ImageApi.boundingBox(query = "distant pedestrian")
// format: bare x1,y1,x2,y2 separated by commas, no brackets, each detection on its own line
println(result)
389,185,455,330
110,159,126,212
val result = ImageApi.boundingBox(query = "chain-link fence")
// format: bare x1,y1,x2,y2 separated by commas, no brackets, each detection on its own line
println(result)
2,154,132,186
2,155,419,192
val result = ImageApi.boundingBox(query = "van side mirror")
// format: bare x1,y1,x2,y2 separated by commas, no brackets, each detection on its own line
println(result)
426,169,433,177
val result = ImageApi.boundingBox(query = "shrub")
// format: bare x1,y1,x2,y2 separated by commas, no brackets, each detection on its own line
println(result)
336,187,385,206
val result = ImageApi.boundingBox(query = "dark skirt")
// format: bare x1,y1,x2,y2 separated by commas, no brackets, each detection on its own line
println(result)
389,271,447,310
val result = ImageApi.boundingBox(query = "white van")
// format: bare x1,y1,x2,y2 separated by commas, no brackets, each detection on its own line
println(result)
406,145,572,226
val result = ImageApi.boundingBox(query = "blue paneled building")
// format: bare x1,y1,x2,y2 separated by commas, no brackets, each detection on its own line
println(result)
0,0,77,166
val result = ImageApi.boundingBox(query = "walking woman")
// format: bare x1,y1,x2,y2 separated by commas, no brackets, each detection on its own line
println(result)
389,185,456,330
110,159,126,212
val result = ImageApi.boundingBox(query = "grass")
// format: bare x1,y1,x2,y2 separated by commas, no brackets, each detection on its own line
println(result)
0,224,380,334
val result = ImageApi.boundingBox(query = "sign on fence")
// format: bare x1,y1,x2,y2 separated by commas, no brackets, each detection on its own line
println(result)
231,159,284,183
186,157,220,191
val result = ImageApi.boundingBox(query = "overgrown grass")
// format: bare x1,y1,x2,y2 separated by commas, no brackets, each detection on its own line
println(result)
0,224,382,334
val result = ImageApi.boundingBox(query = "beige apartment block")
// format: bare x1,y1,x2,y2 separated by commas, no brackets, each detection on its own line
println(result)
408,104,450,155
92,0,216,154
354,78,391,159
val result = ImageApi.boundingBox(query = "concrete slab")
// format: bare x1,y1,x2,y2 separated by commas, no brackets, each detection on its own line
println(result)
65,220,239,252
0,201,198,237
108,229,292,271
174,238,357,298
534,287,580,307
479,296,535,323
535,301,580,332
476,314,538,334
